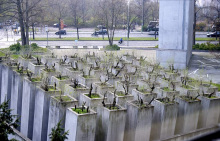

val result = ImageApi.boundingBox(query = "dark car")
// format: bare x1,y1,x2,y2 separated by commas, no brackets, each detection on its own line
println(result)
207,32,220,37
55,30,67,35
92,29,107,36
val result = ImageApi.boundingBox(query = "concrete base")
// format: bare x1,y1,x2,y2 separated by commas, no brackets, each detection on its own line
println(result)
156,49,191,69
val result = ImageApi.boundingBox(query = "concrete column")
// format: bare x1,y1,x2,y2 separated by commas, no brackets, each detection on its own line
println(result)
20,78,41,140
157,0,194,69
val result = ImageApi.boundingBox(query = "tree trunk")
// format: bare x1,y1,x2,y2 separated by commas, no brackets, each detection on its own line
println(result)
17,0,26,45
25,0,29,46
77,27,79,40
59,18,61,39
32,23,35,39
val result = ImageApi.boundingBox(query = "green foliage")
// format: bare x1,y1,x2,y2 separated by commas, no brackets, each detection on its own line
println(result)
105,44,120,51
30,43,39,49
49,120,69,141
193,43,220,51
0,100,19,141
9,43,21,52
155,45,158,48
196,22,207,31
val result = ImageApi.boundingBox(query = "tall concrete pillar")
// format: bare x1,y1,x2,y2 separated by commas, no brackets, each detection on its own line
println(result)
157,0,194,69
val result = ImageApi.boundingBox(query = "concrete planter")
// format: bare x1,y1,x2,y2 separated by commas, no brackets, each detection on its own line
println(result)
95,104,126,141
164,71,180,81
175,96,201,134
10,70,25,130
20,78,41,139
132,89,157,103
47,95,78,141
198,83,219,94
1,64,15,105
41,56,59,66
32,86,61,141
63,67,82,80
197,94,220,129
93,82,115,95
122,73,143,83
80,93,104,111
151,99,178,140
64,83,89,101
112,67,127,76
18,56,36,68
55,62,71,74
122,54,136,62
124,101,154,141
51,76,71,91
176,85,199,96
78,75,99,87
156,87,180,99
65,107,97,141
90,69,103,78
40,69,57,83
115,81,138,94
137,80,160,90
28,62,44,75
100,73,122,86
66,57,78,63
107,91,134,108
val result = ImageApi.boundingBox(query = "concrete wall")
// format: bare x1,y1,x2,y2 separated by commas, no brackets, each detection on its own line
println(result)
124,101,154,141
20,78,40,140
157,0,194,69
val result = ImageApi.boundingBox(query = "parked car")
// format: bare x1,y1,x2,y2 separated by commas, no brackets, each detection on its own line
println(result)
55,30,67,35
53,23,67,28
207,32,220,37
92,29,107,35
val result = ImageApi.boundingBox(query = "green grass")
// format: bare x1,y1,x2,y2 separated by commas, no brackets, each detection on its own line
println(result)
31,77,41,82
56,76,69,80
182,85,193,90
83,75,94,79
85,94,100,99
11,54,20,59
23,37,217,41
117,91,125,96
163,87,171,92
72,108,88,114
55,95,72,102
0,51,5,57
211,83,220,91
108,106,119,110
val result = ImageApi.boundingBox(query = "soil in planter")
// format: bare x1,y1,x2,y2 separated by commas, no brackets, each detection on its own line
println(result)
43,69,55,72
54,95,73,102
137,86,151,94
158,97,175,104
56,76,69,80
162,87,173,92
180,96,200,102
182,85,193,90
70,84,87,89
31,77,41,82
85,94,100,99
72,108,89,114
132,101,148,108
116,91,126,96
69,68,79,71
83,75,95,79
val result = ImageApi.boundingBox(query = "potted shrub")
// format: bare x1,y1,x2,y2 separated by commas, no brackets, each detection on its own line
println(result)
65,105,97,141
18,54,36,67
63,61,82,79
132,86,157,103
28,57,45,75
51,74,70,91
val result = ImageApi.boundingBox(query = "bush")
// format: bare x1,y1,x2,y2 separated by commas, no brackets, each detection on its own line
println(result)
193,43,220,50
105,44,120,51
196,22,207,31
9,43,21,52
31,43,39,49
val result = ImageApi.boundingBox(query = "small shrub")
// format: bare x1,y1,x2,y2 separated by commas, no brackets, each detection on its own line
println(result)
9,43,21,52
105,44,120,51
31,43,39,49
192,43,220,51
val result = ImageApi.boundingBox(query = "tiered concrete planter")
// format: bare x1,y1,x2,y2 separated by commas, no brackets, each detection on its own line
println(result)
65,107,97,141
40,68,57,82
175,96,201,135
115,81,138,94
198,83,219,94
1,64,15,105
132,89,157,103
93,82,115,95
95,104,126,141
18,56,36,68
176,85,199,96
111,67,127,76
20,77,41,139
55,62,71,74
124,101,154,141
78,75,99,87
32,86,61,141
107,91,134,108
10,70,26,130
64,83,89,101
66,57,78,63
151,99,178,140
47,95,78,141
163,71,180,81
90,68,103,78
156,87,180,99
80,93,104,111
51,76,71,91
63,67,82,79
137,80,160,90
197,94,220,129
101,73,122,86
123,73,143,83
41,55,59,66
28,62,44,75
